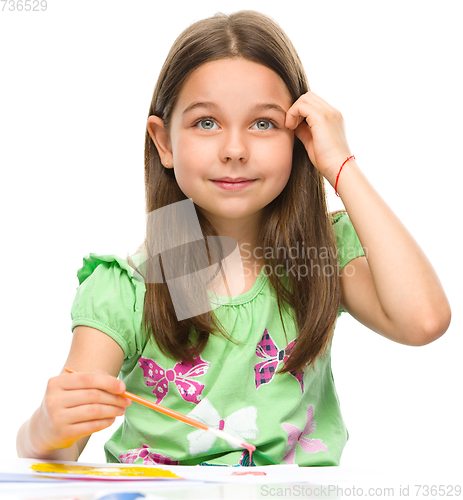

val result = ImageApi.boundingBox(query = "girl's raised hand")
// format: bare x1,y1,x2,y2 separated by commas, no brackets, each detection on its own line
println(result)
285,92,352,185
33,369,131,455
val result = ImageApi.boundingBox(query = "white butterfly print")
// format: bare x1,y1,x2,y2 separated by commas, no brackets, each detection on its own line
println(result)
186,398,259,456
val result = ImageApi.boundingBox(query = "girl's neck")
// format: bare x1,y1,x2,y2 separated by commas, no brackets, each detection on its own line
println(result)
200,209,263,259
199,210,265,296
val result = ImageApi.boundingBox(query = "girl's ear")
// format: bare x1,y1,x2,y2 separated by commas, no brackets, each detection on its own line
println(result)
146,115,173,169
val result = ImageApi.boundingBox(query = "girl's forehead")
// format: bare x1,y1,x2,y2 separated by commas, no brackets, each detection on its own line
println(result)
175,58,292,110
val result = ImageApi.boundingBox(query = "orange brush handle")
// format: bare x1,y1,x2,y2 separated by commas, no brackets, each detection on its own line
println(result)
122,390,209,430
64,367,208,431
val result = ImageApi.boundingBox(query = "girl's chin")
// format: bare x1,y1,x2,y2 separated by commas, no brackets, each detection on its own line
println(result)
196,204,265,222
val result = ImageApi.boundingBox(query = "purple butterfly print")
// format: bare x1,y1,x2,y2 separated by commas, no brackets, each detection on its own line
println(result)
138,355,210,404
282,405,328,464
119,445,178,466
254,329,304,390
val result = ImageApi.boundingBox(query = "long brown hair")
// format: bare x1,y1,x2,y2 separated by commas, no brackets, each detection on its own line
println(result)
136,10,341,373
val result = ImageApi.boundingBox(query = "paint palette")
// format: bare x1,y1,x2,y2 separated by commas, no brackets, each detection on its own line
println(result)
30,462,182,481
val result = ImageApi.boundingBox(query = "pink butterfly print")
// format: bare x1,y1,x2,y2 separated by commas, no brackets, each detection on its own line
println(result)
282,405,328,464
254,329,304,390
119,445,178,466
138,355,210,404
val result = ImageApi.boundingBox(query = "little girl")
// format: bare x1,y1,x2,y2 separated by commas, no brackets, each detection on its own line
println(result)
17,10,450,467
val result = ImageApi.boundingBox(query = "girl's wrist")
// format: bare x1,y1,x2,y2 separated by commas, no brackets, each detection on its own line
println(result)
17,414,47,459
334,155,356,196
20,411,52,459
315,152,354,188
19,407,69,460
326,156,359,195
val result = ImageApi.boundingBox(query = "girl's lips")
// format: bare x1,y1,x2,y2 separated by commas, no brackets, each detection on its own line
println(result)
210,179,256,191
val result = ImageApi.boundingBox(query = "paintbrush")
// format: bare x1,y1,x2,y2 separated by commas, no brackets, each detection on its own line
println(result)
64,367,256,455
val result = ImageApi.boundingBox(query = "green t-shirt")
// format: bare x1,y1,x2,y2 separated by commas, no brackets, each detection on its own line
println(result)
71,212,364,466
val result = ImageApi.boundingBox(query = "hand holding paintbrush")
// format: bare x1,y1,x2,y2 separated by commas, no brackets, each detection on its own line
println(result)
64,368,256,456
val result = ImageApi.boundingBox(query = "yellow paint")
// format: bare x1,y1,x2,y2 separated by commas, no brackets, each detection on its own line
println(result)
31,462,181,479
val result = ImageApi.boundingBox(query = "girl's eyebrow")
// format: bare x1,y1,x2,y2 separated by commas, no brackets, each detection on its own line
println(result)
181,101,286,116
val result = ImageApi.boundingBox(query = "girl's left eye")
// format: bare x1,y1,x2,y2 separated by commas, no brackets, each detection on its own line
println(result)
252,120,275,130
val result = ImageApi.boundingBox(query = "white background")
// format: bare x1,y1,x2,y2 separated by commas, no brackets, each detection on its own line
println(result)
1,0,461,482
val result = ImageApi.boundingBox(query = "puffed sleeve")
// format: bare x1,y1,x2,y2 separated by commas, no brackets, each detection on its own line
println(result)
332,211,365,271
70,253,146,359
332,212,366,315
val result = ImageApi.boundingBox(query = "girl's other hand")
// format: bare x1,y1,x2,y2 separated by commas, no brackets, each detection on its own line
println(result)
33,369,131,455
285,91,352,185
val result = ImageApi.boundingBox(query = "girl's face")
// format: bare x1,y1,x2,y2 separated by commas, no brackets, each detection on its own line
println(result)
167,58,295,228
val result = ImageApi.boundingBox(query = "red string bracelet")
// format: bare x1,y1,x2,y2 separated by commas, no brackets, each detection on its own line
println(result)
334,155,355,197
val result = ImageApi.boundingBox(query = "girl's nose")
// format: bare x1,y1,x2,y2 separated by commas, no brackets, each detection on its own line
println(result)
220,129,249,163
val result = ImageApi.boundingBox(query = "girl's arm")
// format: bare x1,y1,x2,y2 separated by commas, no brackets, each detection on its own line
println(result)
17,326,131,460
285,92,451,345
336,162,450,345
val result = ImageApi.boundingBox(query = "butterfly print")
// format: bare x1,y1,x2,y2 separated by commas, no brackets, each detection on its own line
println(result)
282,405,328,463
138,355,210,404
119,444,179,466
254,329,304,390
186,398,259,456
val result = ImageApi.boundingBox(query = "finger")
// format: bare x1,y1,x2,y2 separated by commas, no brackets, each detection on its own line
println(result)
299,94,344,127
53,417,118,447
64,402,128,425
59,388,132,409
286,91,342,129
43,399,127,446
70,417,118,437
285,104,305,130
285,112,305,130
305,91,340,114
43,392,130,431
285,97,326,130
60,371,126,395
294,122,313,148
